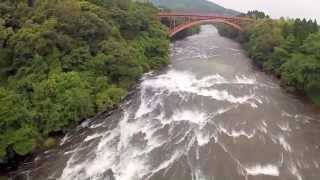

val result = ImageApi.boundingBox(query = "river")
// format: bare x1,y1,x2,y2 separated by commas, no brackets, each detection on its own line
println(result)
11,25,320,180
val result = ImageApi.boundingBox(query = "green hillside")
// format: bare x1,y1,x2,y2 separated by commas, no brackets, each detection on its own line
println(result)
0,0,169,168
150,0,240,16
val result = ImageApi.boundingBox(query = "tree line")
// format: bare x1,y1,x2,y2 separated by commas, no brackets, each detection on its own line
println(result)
217,11,320,105
0,0,169,170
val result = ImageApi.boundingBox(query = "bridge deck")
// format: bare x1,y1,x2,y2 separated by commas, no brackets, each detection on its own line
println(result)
158,12,253,22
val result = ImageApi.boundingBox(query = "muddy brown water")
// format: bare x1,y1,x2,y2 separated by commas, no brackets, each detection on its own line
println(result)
10,25,320,180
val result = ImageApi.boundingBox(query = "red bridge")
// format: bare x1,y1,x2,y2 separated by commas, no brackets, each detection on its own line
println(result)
158,12,253,37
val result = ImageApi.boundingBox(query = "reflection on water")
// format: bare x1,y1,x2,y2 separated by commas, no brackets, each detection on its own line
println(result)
12,25,320,180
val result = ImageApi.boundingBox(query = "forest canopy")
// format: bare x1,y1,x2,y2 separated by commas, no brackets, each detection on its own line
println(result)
0,0,169,166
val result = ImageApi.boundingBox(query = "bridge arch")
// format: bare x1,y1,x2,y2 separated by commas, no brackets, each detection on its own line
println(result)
170,19,243,38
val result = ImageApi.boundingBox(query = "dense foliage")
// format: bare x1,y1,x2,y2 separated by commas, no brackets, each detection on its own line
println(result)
217,11,320,104
240,10,270,19
0,0,169,166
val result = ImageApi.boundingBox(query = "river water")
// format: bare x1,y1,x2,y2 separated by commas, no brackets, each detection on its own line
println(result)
12,25,320,180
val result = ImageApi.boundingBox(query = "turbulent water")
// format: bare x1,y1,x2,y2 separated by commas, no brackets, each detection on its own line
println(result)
12,25,320,180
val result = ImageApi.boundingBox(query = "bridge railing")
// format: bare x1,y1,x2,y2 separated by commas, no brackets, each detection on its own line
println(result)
158,12,254,22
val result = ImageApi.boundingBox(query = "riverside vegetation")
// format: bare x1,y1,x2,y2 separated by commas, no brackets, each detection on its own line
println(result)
0,0,169,169
217,11,320,105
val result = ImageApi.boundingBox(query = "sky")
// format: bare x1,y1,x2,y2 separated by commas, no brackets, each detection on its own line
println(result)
210,0,320,21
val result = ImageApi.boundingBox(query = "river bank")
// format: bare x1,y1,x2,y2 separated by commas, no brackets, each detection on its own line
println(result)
216,16,320,106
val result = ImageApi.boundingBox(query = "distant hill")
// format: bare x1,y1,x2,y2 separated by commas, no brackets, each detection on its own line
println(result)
150,0,240,16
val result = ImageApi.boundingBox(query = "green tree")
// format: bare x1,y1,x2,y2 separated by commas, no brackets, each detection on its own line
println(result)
32,72,94,134
246,20,283,66
0,88,36,158
96,86,126,112
302,32,320,58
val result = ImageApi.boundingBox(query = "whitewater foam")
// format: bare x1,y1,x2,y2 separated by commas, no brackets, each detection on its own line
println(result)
245,164,279,176
83,132,105,142
278,135,292,152
60,134,71,146
140,70,261,107
218,126,256,139
288,161,303,180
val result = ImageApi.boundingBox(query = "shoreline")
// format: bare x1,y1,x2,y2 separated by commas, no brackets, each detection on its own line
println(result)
216,26,320,108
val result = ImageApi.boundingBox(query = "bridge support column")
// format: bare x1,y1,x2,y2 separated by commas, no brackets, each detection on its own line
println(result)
170,17,176,32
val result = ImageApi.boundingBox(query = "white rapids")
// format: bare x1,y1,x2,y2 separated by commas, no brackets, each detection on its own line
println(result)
59,68,264,180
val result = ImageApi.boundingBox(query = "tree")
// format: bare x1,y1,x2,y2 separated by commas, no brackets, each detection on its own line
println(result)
264,47,290,74
280,53,320,91
32,72,94,134
0,88,36,158
302,32,320,58
246,19,283,66
91,39,143,88
246,10,270,19
96,86,126,112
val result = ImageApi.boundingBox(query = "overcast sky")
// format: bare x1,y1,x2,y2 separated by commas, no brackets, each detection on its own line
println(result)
210,0,320,21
